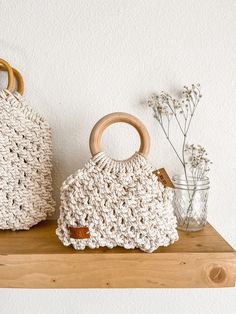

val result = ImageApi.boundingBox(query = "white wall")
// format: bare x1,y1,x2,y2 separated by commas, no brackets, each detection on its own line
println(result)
0,0,236,313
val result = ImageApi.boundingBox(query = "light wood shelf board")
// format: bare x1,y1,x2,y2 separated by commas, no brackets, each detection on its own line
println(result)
0,220,235,288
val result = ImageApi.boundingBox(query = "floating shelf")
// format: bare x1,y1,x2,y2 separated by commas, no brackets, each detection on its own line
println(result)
0,220,235,288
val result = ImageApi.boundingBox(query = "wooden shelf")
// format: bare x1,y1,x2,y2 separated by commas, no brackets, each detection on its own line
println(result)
0,220,235,288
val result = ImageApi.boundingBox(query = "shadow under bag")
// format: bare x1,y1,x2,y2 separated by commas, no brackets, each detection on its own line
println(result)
57,112,178,252
0,59,55,230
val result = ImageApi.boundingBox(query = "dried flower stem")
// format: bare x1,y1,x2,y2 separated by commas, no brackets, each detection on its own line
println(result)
146,84,211,230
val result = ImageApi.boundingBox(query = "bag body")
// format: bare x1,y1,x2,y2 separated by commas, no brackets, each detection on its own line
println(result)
57,112,178,252
57,151,178,252
0,90,55,230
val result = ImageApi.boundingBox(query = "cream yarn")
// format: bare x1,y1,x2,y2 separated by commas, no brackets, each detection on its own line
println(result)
0,90,55,230
57,152,178,252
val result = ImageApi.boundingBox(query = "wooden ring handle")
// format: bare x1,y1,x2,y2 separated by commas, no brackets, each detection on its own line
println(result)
89,112,150,158
0,65,24,95
12,67,24,95
0,59,14,91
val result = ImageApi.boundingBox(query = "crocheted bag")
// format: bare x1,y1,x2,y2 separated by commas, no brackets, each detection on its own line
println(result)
57,112,178,252
0,60,55,230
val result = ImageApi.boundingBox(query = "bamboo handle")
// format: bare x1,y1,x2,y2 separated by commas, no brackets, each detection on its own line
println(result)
89,112,150,158
0,59,14,91
0,65,24,95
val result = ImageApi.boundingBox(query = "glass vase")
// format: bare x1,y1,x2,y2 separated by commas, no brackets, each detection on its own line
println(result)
172,175,210,232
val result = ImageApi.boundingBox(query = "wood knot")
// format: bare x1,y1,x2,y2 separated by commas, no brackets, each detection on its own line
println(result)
208,265,227,284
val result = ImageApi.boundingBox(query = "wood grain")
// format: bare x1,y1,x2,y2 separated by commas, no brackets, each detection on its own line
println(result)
89,112,150,158
0,220,235,288
0,220,233,254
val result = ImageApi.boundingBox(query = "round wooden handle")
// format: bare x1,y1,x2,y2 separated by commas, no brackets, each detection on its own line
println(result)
0,59,14,91
89,112,150,158
12,67,24,95
0,65,24,95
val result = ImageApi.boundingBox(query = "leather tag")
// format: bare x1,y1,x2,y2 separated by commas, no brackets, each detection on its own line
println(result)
69,227,90,239
153,168,175,188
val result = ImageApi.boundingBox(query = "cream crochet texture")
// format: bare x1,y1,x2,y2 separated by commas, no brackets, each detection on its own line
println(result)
0,90,55,230
57,152,178,252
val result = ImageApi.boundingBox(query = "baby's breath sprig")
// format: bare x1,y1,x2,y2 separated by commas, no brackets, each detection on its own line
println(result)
146,84,212,230
146,84,210,181
184,144,212,181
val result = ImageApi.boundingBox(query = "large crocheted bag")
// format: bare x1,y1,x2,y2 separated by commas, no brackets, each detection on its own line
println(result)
57,112,178,252
0,61,55,230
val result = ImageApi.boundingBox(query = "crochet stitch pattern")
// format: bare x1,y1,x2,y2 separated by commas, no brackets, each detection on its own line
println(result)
57,152,178,252
0,90,55,230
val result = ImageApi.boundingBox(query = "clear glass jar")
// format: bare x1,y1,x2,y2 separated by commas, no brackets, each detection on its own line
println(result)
172,175,210,232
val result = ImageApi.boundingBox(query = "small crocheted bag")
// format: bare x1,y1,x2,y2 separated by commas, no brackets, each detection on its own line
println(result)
57,112,178,252
0,61,55,230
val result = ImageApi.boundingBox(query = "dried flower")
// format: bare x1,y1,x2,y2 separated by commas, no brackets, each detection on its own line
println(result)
145,83,211,180
146,83,211,229
184,144,212,180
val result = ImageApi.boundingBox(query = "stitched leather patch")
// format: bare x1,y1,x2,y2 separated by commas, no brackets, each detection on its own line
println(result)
69,227,90,239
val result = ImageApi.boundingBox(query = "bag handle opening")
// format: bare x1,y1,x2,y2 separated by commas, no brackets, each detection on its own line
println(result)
0,63,24,95
89,112,150,158
0,58,14,91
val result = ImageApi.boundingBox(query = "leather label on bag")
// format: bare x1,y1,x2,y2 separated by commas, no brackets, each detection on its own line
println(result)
69,227,90,239
153,168,175,188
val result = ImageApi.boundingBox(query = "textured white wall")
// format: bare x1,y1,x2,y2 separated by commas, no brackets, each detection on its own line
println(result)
0,0,236,313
